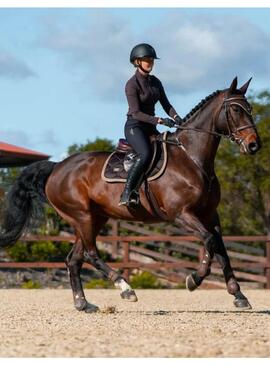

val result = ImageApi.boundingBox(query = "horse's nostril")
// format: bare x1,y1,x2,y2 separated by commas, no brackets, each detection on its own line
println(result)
248,142,259,153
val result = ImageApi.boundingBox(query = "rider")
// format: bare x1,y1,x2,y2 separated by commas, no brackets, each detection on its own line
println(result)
118,43,183,207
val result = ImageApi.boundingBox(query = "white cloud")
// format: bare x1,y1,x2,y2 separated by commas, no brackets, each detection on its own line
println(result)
38,10,270,99
154,13,270,93
39,9,134,101
0,50,36,79
37,129,58,147
0,129,58,152
0,130,33,147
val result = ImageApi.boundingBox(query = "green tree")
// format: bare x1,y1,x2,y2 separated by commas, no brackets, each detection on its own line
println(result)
216,90,270,235
68,137,115,155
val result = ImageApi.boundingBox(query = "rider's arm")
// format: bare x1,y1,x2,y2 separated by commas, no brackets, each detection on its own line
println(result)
158,81,180,121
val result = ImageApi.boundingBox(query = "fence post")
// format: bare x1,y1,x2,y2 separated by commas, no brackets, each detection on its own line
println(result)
123,241,130,282
266,237,270,289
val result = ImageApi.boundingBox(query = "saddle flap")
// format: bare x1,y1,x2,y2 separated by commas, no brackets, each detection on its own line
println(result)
101,131,168,183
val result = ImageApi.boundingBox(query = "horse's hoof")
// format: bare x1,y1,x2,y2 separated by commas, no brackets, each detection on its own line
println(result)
74,298,88,311
120,289,138,302
84,303,100,313
74,296,98,312
233,298,252,310
186,273,198,292
74,294,92,312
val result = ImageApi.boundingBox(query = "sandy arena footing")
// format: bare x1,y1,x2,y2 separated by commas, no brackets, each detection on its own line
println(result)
0,289,269,357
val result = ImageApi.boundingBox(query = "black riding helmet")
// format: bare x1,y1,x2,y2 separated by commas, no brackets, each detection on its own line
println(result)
130,43,160,64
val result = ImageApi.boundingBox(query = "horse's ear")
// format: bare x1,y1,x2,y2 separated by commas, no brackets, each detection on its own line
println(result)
239,77,252,95
229,76,238,94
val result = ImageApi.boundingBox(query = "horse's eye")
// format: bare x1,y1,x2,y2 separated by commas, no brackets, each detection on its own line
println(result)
232,105,241,113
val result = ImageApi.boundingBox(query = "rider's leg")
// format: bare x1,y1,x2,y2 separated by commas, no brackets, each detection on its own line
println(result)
119,125,152,206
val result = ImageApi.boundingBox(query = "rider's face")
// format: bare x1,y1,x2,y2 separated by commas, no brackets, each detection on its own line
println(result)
137,57,154,72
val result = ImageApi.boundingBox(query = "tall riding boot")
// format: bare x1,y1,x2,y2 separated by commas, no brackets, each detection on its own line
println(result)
118,158,146,206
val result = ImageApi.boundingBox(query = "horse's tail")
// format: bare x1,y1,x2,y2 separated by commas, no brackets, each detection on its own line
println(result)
0,160,56,248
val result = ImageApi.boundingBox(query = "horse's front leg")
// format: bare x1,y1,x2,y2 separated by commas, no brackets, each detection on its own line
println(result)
212,213,252,309
176,210,215,291
185,239,214,291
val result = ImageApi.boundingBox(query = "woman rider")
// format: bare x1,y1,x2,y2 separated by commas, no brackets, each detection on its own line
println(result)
119,43,183,207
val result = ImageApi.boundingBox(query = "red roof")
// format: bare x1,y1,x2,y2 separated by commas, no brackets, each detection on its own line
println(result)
0,141,49,157
0,141,50,167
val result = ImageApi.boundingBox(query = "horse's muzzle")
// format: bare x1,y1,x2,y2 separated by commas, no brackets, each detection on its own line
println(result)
247,140,261,155
239,132,261,155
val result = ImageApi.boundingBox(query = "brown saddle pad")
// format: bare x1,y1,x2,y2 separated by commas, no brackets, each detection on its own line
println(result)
101,131,168,183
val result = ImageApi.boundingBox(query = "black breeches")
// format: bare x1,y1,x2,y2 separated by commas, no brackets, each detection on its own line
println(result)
124,124,153,168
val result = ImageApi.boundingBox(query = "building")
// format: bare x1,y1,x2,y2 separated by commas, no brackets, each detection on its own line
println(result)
0,141,50,197
0,141,50,168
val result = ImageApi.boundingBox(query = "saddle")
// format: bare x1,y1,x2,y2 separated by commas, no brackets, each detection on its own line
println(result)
101,131,168,183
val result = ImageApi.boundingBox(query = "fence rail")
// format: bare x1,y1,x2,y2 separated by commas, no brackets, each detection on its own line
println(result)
0,234,269,288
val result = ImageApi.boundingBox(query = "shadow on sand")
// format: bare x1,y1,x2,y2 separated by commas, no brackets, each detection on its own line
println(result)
105,309,270,316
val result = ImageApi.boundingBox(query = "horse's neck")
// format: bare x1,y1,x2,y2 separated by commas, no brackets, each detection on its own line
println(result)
176,105,221,173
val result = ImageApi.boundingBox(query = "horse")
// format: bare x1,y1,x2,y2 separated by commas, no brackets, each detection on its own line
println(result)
0,77,261,312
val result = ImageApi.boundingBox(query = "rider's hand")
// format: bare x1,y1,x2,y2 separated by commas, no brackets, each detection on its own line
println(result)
159,118,176,128
174,115,183,125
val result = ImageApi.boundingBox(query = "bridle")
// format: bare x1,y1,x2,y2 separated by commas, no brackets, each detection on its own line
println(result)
222,96,256,144
156,95,258,187
173,95,257,145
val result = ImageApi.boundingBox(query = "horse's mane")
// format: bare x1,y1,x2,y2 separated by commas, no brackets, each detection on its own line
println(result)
182,89,222,123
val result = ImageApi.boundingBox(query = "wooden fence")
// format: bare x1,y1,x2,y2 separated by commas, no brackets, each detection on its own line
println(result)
0,234,269,288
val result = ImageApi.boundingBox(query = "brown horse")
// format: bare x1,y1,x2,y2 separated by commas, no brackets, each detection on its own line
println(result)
0,77,261,312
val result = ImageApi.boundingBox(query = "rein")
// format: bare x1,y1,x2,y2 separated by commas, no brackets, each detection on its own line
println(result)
174,125,227,139
173,95,256,142
156,95,257,192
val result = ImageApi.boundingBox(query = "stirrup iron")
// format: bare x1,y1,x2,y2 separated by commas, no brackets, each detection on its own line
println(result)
118,190,140,207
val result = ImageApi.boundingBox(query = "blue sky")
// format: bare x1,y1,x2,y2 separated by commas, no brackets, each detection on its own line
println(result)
1,7,270,160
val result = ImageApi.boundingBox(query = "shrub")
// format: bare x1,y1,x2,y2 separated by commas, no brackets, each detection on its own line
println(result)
21,280,41,289
130,271,162,289
175,282,186,289
7,241,72,262
98,249,114,262
84,278,113,289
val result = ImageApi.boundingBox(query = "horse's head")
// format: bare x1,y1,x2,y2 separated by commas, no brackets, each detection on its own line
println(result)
217,77,261,155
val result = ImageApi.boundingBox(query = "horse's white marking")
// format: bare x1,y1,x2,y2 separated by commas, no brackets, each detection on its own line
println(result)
114,278,132,292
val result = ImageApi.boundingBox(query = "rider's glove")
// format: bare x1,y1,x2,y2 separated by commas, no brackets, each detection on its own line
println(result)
160,118,176,128
174,115,183,125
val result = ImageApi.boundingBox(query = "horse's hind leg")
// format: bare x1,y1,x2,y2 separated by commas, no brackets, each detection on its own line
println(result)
83,251,138,301
79,215,138,302
65,236,99,312
212,214,251,309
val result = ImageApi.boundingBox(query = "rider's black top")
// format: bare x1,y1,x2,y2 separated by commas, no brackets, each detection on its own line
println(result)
125,69,177,130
